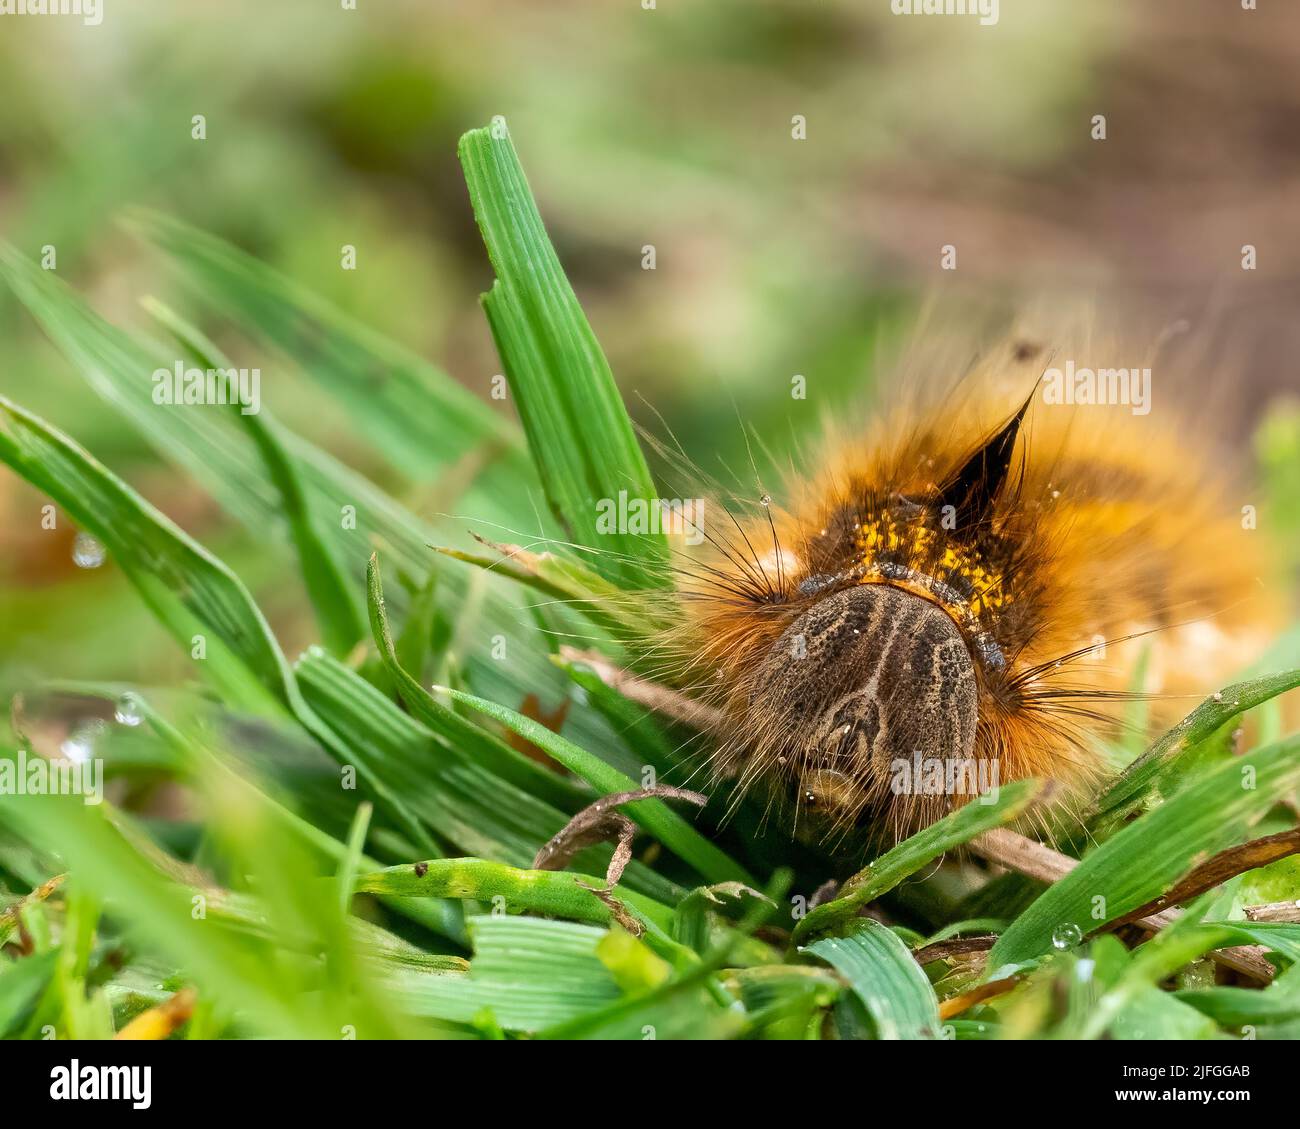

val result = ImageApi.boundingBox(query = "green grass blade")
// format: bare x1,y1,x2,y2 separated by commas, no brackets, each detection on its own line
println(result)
0,394,286,712
793,778,1046,942
1214,922,1300,966
0,773,349,1037
0,238,624,771
294,651,561,867
136,701,466,945
0,950,60,1039
366,552,589,812
337,802,373,917
435,539,650,638
356,857,674,933
1089,670,1300,835
991,734,1300,969
458,120,666,588
295,651,682,907
122,208,526,486
388,915,621,1033
141,295,366,656
1173,981,1300,1028
803,920,941,1040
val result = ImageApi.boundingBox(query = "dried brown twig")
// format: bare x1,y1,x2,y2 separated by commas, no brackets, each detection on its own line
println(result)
532,785,707,889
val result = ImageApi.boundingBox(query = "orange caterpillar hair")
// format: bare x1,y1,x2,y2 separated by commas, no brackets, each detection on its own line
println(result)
650,338,1278,852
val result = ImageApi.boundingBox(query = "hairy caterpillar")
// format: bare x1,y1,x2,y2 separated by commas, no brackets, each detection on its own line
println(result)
638,336,1279,854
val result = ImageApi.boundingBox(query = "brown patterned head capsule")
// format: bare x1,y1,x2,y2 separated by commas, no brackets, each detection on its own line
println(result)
745,583,978,836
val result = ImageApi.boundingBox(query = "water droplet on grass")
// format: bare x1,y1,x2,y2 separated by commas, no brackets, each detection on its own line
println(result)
61,719,108,763
114,693,144,727
72,531,106,569
1051,922,1083,950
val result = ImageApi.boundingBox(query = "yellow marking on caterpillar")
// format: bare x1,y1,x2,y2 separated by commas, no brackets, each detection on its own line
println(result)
853,515,1012,624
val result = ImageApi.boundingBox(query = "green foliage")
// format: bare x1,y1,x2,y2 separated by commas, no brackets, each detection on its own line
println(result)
803,921,940,1040
993,734,1300,970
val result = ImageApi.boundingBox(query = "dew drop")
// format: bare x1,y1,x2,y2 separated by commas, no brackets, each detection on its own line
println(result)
759,493,772,507
114,693,144,727
60,719,108,763
1051,922,1083,950
1212,691,1223,703
72,531,106,569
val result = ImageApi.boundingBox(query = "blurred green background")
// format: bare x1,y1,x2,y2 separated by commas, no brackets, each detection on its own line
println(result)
2,0,1298,692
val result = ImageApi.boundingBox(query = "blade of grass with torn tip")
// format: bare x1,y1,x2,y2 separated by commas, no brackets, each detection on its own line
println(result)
991,734,1300,970
442,685,754,887
122,209,528,488
458,121,667,589
803,920,941,1040
672,884,781,966
141,295,366,657
728,964,842,1020
367,553,589,812
0,395,436,856
355,857,674,934
793,778,1046,943
1089,670,1300,836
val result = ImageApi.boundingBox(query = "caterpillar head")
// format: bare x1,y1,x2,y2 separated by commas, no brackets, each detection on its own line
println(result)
744,583,979,839
690,389,1034,847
